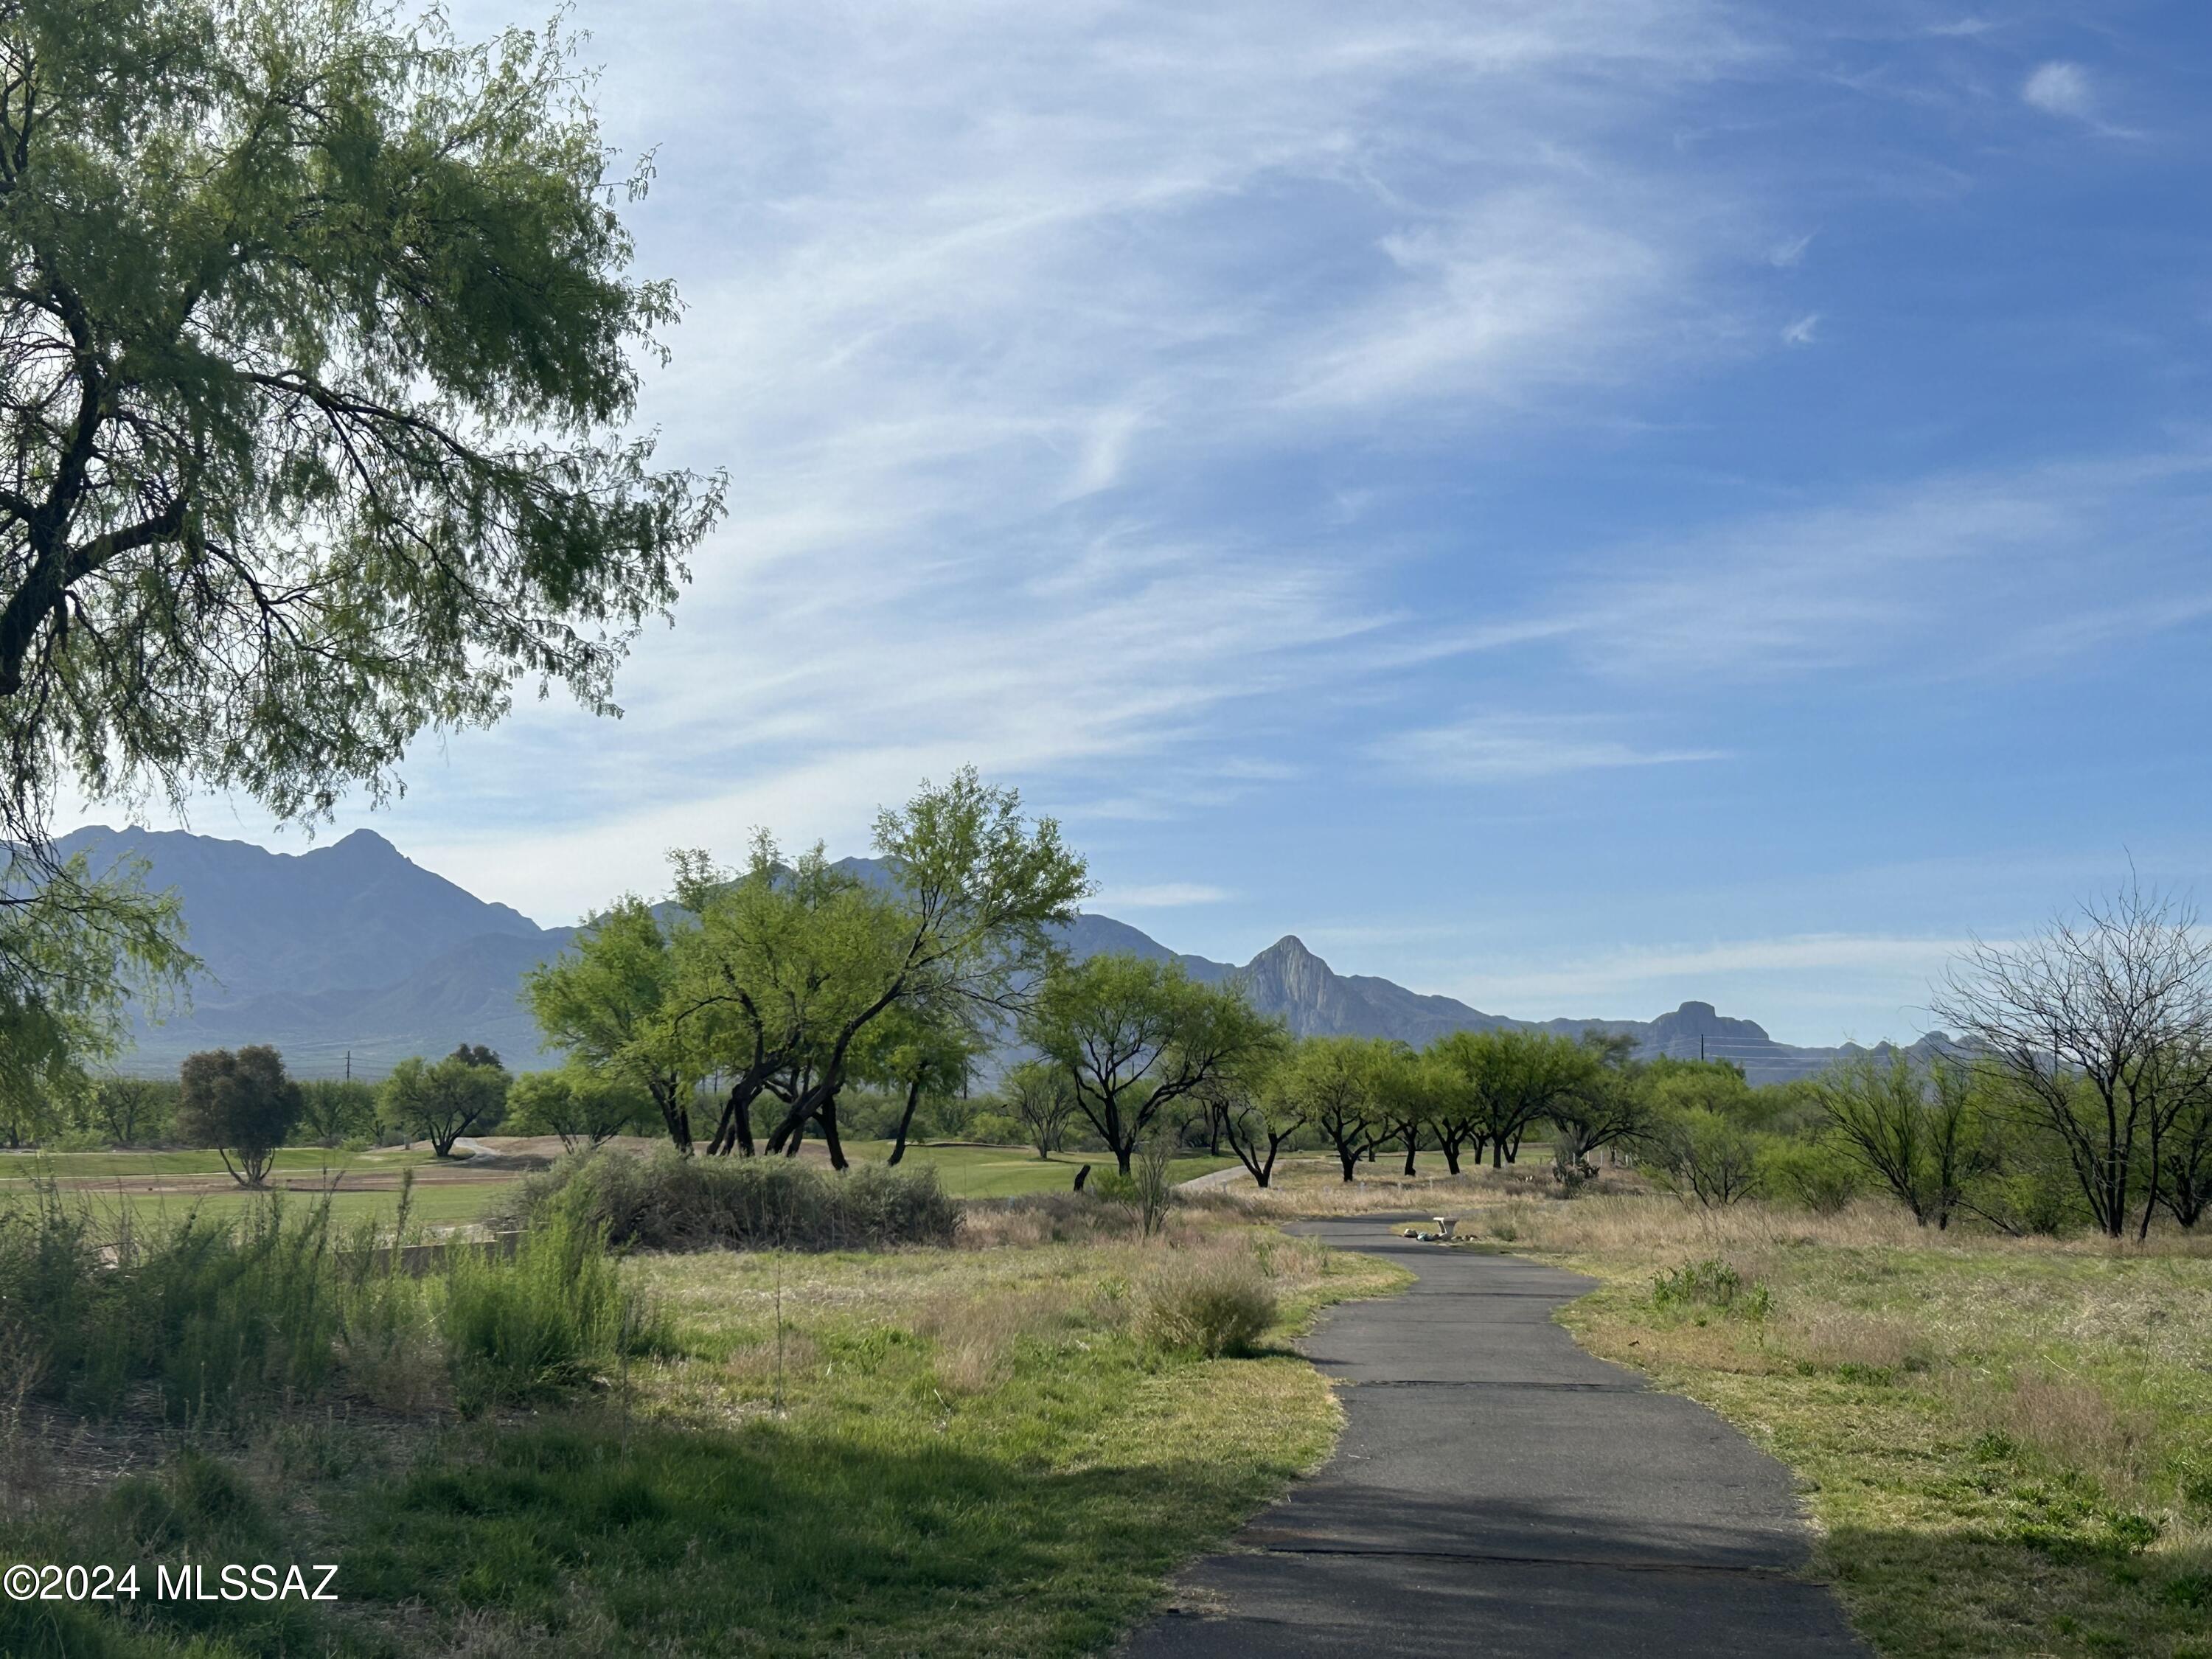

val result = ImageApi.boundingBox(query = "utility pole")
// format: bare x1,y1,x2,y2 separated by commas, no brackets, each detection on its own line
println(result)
1699,1034,1705,1062
345,1049,352,1082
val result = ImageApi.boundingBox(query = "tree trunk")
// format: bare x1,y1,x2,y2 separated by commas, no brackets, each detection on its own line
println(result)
886,1075,925,1166
707,1079,759,1157
655,1079,694,1155
1441,1140,1461,1175
818,1093,849,1172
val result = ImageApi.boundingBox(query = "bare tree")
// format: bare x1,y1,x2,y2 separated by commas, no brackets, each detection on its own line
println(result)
1934,879,2212,1239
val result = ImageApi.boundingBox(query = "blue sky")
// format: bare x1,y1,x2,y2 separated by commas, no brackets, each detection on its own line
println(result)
88,1,2212,1043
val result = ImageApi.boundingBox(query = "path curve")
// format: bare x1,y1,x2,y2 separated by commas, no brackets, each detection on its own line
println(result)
1121,1217,1867,1658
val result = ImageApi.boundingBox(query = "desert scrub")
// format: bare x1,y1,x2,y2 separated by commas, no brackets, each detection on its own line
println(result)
1542,1215,2212,1659
1135,1240,1278,1357
493,1145,961,1251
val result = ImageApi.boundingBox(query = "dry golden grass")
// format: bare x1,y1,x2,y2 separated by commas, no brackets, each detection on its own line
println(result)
1475,1192,2212,1658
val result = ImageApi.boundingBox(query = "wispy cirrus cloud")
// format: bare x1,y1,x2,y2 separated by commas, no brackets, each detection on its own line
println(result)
1090,883,1235,910
1374,714,1726,783
2020,60,2141,138
1433,933,1974,1040
1486,450,2212,686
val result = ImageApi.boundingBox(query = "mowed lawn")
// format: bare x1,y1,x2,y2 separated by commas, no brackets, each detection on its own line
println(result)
0,1142,1240,1232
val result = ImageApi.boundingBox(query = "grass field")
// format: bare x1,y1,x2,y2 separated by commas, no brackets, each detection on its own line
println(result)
0,1201,1406,1658
0,1141,1239,1236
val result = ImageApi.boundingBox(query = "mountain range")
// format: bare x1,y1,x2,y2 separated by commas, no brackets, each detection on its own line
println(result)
59,825,1940,1083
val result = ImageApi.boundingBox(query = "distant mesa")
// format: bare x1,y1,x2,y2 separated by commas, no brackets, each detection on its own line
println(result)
65,825,1927,1082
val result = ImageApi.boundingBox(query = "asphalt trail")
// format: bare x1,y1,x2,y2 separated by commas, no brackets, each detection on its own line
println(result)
1121,1217,1868,1658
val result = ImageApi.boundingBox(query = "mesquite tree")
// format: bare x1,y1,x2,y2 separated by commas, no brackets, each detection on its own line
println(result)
0,0,720,1078
1023,953,1279,1176
1001,1058,1079,1159
1276,1035,1389,1183
527,897,700,1151
1809,1053,1989,1230
177,1044,301,1186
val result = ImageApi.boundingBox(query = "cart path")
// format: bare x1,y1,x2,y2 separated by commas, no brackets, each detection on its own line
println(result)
1120,1217,1868,1658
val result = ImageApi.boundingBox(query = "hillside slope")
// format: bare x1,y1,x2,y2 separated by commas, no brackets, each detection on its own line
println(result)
63,827,1927,1081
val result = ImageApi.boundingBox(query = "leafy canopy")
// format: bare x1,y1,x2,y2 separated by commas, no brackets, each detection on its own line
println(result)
378,1046,510,1157
0,0,721,1069
1025,952,1280,1173
176,1043,301,1185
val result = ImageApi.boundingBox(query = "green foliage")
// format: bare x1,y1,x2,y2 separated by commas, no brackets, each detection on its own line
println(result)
445,1185,653,1413
78,1074,178,1147
0,849,189,1145
529,894,693,1147
1023,951,1281,1175
377,1048,510,1156
0,0,721,1099
1000,1056,1080,1156
0,0,723,830
1136,1251,1277,1357
507,1065,652,1150
495,1147,962,1252
1759,1135,1866,1213
293,1077,376,1146
1811,1054,1991,1228
174,1045,302,1186
0,1189,341,1422
1650,1258,1772,1321
1423,1026,1597,1170
1273,1033,1397,1180
1644,1107,1764,1206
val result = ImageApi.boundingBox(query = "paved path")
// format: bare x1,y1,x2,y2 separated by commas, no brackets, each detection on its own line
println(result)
1122,1217,1867,1658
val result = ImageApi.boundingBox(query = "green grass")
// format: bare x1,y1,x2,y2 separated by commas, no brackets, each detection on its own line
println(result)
840,1141,1235,1197
11,1178,506,1231
1531,1205,2212,1659
1,1144,1238,1234
0,1215,1408,1658
0,1146,443,1180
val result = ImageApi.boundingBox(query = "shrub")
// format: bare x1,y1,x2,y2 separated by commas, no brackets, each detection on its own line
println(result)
494,1147,961,1252
1760,1138,1865,1214
0,1188,351,1421
1651,1257,1772,1321
1135,1248,1276,1357
1644,1110,1764,1207
445,1186,653,1412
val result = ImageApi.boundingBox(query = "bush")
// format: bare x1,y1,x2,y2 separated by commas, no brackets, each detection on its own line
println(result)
494,1147,961,1252
1760,1138,1865,1214
445,1186,653,1412
1645,1109,1764,1207
0,1189,349,1421
1651,1257,1772,1321
1135,1248,1276,1357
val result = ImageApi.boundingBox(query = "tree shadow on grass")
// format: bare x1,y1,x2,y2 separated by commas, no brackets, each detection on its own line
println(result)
5,1411,1307,1659
1818,1522,2212,1659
